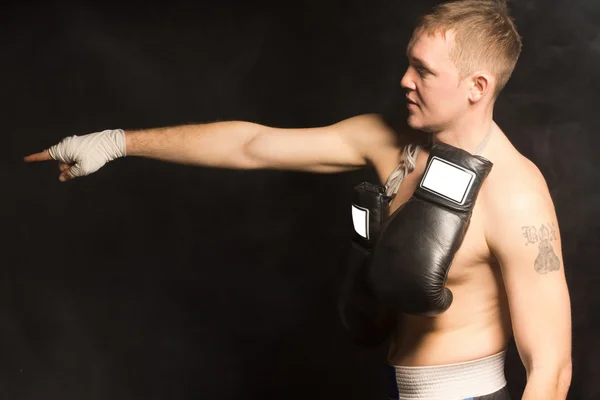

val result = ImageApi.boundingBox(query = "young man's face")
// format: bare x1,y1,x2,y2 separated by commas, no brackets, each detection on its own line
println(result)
401,31,471,132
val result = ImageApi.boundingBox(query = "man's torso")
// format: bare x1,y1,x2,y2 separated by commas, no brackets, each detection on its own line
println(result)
370,125,521,366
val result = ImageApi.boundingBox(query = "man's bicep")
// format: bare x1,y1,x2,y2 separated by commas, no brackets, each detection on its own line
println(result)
488,189,571,372
245,113,398,172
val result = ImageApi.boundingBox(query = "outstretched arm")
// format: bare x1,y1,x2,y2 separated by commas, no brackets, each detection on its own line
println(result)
486,167,572,400
24,114,399,181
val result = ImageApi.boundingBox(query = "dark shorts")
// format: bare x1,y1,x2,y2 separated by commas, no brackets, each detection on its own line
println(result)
465,386,511,400
387,385,511,400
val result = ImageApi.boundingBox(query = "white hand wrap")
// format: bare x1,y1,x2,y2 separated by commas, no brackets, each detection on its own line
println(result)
47,129,127,177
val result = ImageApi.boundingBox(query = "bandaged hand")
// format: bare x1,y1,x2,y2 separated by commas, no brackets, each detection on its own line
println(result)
24,129,127,181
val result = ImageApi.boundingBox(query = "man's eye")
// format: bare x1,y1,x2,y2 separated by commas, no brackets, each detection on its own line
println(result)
416,67,428,76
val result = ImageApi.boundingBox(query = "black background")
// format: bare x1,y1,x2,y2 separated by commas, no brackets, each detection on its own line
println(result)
5,0,599,399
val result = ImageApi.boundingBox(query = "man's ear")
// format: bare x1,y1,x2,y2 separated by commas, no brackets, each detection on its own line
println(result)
468,72,493,103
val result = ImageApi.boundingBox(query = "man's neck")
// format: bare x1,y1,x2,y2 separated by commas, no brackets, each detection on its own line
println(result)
431,111,495,154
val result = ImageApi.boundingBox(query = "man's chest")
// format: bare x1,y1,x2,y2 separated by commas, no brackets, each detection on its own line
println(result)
386,161,492,282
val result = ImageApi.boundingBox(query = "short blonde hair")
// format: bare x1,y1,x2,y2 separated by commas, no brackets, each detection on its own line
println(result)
409,0,522,97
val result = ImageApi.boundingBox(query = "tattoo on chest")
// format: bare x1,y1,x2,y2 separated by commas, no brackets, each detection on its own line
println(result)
522,223,561,274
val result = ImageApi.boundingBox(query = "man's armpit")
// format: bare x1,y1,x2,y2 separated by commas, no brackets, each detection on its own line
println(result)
521,222,561,274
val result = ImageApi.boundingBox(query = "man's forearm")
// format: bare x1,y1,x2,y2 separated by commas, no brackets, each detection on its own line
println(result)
124,121,263,169
521,365,572,400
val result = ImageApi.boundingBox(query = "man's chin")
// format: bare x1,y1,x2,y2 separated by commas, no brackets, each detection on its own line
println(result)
406,116,423,130
407,117,435,133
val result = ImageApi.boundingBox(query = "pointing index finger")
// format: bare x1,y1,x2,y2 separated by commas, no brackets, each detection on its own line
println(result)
24,150,53,163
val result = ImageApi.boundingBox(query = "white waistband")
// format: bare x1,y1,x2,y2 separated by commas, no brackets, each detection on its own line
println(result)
388,350,507,400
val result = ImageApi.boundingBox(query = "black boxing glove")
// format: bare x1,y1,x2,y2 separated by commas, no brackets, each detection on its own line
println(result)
367,142,493,315
349,182,390,248
338,182,396,347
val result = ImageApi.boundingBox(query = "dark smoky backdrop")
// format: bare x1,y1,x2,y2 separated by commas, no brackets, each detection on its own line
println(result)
3,0,598,399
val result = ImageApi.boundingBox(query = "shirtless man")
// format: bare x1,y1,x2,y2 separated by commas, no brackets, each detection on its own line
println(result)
25,1,571,399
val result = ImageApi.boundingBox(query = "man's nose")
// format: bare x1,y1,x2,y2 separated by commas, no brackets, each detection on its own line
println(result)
400,68,416,91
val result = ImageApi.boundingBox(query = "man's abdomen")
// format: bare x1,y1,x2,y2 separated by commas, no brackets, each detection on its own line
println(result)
387,273,513,366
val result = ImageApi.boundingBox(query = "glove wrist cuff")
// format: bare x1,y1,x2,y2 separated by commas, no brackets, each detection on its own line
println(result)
106,129,127,159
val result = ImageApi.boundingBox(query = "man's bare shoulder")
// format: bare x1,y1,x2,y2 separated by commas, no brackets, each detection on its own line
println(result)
340,113,404,147
343,113,427,159
335,113,421,176
490,151,551,204
483,145,556,233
